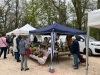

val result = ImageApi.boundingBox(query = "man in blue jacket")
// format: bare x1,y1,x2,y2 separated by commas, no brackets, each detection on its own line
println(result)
70,36,80,69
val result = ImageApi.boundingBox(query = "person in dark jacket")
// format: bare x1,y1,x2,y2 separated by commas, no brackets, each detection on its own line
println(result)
6,33,14,54
33,36,38,44
70,36,80,69
16,35,22,62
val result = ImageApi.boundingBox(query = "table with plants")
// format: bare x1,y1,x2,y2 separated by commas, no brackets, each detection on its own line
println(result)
29,43,50,65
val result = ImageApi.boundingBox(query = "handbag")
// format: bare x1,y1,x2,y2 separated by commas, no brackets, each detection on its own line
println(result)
25,49,31,55
24,41,31,55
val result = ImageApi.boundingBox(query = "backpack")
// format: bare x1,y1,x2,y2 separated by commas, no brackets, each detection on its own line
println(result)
7,36,13,43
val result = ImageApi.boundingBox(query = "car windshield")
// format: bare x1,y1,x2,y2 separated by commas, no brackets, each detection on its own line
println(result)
81,35,97,42
89,36,97,42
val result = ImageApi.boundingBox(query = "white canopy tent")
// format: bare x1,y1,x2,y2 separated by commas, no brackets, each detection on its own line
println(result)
6,24,36,35
86,9,100,75
88,9,100,28
6,28,19,35
6,28,28,35
19,24,36,31
6,24,36,41
19,24,36,41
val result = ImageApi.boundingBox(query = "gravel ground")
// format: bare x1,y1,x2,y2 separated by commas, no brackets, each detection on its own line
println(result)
0,53,100,75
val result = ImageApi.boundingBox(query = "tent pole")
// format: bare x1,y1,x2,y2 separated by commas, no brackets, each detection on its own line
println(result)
86,26,89,75
49,30,55,73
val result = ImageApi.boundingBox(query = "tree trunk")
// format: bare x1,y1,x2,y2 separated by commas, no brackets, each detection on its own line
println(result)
15,0,19,28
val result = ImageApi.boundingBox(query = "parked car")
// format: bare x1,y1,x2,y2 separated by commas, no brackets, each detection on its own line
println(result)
75,35,100,56
41,35,100,56
59,35,100,56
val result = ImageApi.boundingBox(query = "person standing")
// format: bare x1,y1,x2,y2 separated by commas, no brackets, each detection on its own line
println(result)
10,35,16,56
0,33,8,59
33,36,38,44
6,33,14,54
70,36,80,69
16,35,22,62
66,35,73,50
19,35,30,71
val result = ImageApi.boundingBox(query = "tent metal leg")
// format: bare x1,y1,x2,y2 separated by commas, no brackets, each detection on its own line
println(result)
86,26,90,75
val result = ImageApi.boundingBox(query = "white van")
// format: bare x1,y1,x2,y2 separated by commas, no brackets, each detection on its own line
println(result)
75,35,100,56
58,35,100,56
41,35,100,56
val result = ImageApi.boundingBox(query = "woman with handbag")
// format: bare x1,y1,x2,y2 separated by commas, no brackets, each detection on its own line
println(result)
0,33,8,59
19,35,30,71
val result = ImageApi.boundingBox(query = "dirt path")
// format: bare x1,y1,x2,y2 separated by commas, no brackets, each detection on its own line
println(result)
0,53,100,75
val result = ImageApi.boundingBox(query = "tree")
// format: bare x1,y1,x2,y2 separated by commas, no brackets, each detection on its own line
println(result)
0,0,12,33
71,0,89,30
0,0,27,33
97,0,100,8
52,0,68,25
24,0,56,28
15,0,19,28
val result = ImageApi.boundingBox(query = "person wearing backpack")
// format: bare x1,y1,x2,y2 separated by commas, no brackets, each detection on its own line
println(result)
6,33,14,54
19,35,30,71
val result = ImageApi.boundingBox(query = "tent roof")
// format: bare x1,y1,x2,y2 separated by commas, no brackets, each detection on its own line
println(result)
6,28,28,35
6,28,19,35
6,24,36,35
88,9,100,28
20,24,36,31
29,23,86,35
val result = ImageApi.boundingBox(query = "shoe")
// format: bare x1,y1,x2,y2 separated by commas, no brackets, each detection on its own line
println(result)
17,60,21,62
74,67,78,69
4,57,7,59
72,65,75,67
21,68,24,71
25,68,29,71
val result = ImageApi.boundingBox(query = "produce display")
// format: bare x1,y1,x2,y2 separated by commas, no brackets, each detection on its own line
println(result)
30,44,43,57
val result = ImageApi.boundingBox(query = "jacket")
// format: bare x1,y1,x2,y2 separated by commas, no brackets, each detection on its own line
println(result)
70,39,80,55
16,37,21,50
13,36,18,52
19,39,29,54
6,35,13,46
0,37,8,47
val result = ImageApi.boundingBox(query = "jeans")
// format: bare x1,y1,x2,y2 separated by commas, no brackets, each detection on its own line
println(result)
0,47,7,58
15,52,17,59
73,54,79,68
15,52,20,61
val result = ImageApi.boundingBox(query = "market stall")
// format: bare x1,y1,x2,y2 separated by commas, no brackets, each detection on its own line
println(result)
29,23,86,73
86,9,100,75
6,24,36,35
